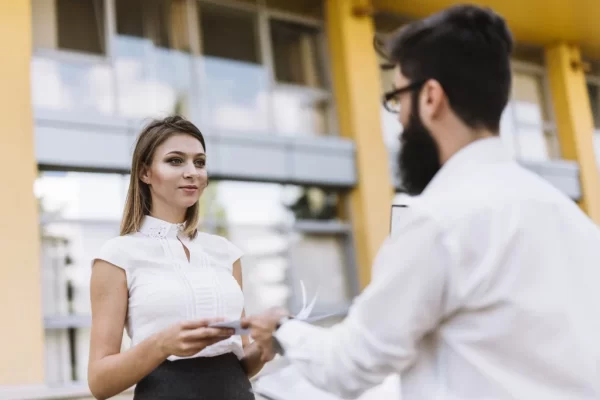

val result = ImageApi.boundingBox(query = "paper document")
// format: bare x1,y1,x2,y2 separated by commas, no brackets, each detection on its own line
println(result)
210,319,251,335
210,280,319,335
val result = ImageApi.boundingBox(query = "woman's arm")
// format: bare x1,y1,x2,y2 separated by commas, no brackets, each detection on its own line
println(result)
88,260,233,399
232,259,266,377
88,260,168,400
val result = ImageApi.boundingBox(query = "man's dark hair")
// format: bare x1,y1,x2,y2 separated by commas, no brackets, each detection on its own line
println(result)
378,4,513,133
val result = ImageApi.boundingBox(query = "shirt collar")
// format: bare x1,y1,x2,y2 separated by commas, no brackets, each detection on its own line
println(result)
139,215,185,239
421,136,513,198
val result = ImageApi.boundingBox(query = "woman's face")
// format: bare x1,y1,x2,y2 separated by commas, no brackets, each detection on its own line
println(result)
141,133,207,218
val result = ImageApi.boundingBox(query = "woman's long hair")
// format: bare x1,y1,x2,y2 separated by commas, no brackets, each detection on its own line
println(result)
120,116,207,239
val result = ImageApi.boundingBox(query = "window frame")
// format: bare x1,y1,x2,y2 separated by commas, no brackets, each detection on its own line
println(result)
506,60,559,160
32,0,114,62
264,14,337,136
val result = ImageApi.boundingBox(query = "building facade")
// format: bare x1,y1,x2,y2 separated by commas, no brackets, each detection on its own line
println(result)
1,0,599,397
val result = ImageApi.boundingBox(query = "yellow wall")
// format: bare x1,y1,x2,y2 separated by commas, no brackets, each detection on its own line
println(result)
326,0,394,289
0,0,45,385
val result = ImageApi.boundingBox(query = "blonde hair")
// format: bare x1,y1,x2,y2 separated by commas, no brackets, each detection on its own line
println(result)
120,116,207,239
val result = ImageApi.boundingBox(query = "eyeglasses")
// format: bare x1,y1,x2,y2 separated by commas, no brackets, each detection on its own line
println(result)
382,80,426,113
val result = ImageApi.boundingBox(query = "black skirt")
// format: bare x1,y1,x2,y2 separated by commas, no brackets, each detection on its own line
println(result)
133,352,254,400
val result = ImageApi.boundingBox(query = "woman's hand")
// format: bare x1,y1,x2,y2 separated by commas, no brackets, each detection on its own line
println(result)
240,341,267,377
156,319,234,358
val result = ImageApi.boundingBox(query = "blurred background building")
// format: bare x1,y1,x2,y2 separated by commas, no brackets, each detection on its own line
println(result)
1,0,599,398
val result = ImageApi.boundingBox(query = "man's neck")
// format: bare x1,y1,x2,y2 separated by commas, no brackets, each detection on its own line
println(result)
438,129,496,164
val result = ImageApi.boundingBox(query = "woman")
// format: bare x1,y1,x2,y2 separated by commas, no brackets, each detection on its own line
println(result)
88,116,264,400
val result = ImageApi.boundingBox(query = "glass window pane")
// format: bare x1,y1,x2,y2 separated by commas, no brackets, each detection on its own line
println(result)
204,182,291,314
116,0,191,52
272,86,330,136
499,104,519,159
44,329,73,384
36,172,129,221
31,57,116,115
513,100,544,126
57,0,105,54
203,182,350,315
197,6,268,135
224,225,291,315
501,71,556,161
32,0,106,54
114,36,194,118
514,126,551,161
203,181,293,226
289,233,351,311
270,20,324,88
198,57,270,135
200,5,260,64
115,0,194,118
511,72,547,123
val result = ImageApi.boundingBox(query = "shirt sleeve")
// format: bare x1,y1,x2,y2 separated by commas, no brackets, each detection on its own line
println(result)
92,237,130,272
274,210,451,399
223,237,244,266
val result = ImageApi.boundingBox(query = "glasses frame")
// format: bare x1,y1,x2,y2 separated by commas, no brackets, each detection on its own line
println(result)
382,80,427,113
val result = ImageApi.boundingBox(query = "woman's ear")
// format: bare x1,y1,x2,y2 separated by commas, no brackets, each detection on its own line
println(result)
139,166,151,185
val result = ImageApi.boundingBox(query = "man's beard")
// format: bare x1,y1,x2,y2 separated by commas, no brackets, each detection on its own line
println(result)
396,106,442,196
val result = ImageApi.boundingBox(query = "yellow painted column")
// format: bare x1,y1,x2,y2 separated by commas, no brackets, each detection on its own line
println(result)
545,43,600,223
326,0,393,289
0,0,45,385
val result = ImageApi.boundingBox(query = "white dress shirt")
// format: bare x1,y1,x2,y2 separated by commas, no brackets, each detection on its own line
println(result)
94,216,245,361
275,137,600,399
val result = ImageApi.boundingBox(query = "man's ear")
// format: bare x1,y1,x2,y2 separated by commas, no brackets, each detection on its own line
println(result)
421,79,447,121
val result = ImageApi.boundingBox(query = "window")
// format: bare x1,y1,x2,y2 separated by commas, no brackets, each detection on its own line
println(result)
202,182,354,314
196,4,269,135
269,19,333,136
32,0,106,55
37,171,129,384
36,173,356,384
270,20,324,87
200,4,260,64
500,70,557,161
31,1,115,116
116,0,191,52
114,0,194,118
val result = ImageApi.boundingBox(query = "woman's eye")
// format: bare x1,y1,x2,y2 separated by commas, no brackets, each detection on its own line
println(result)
195,159,206,168
168,158,183,165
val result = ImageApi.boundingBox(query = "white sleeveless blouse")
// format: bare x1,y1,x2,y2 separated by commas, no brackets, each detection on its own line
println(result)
93,216,245,361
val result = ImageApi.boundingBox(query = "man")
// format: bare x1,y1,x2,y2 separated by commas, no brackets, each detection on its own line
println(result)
242,4,600,400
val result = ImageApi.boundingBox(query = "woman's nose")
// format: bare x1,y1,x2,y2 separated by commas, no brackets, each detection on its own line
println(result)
182,162,199,178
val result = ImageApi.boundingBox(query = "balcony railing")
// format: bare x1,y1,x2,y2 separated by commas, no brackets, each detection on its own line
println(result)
32,36,331,138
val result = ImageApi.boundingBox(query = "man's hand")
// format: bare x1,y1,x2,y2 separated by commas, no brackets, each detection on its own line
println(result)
241,307,290,363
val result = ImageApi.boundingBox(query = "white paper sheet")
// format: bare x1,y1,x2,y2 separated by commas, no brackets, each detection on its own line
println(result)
210,280,319,335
